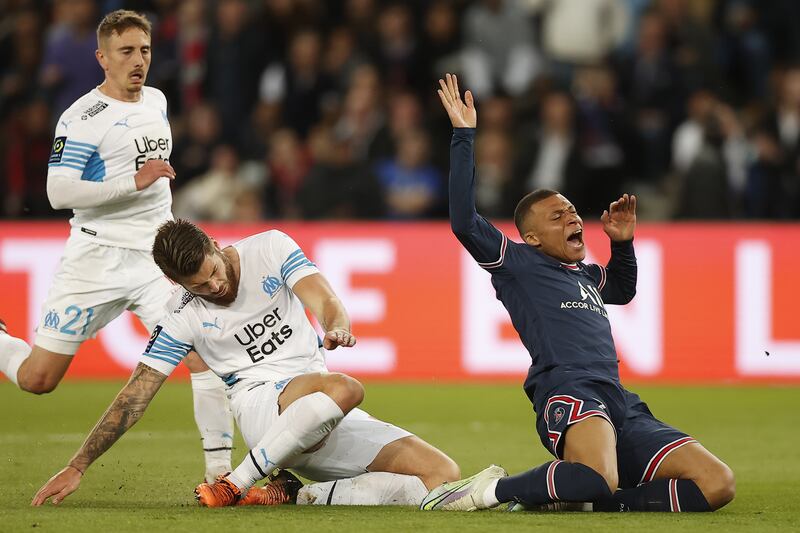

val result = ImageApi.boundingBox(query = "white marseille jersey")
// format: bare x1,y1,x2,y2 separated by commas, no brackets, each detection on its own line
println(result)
140,231,327,386
48,86,173,250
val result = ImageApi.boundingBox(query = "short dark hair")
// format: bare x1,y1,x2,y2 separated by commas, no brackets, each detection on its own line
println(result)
513,189,560,238
152,219,214,281
97,10,151,47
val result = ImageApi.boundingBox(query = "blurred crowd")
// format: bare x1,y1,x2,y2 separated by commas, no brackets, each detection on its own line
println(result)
3,0,800,221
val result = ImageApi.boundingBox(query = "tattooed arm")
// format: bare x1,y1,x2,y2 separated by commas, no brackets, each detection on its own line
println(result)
31,364,168,506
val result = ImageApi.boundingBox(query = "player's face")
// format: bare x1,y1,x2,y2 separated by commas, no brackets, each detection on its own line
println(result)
97,28,151,97
526,194,585,263
183,250,239,306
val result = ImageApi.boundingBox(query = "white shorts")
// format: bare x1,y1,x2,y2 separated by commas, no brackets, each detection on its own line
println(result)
35,236,176,355
231,379,413,482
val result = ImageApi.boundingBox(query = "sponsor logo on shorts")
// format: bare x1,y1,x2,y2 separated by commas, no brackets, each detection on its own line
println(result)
261,276,283,298
49,136,67,164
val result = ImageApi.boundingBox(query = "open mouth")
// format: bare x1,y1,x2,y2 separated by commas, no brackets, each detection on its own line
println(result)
130,72,144,82
566,228,584,249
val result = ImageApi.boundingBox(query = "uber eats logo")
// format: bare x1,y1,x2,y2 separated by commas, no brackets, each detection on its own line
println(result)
134,136,171,170
234,307,293,363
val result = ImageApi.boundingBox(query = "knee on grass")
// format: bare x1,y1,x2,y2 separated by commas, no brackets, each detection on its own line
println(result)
697,463,736,510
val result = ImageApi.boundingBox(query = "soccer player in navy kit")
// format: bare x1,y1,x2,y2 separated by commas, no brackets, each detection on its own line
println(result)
421,74,735,513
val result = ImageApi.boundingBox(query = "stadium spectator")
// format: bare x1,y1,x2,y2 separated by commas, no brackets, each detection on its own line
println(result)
173,144,266,222
298,125,384,219
373,3,424,93
375,129,444,219
473,128,516,218
420,0,462,89
461,0,542,99
205,0,264,147
572,66,629,217
334,64,385,161
171,101,222,183
0,7,43,121
175,0,208,112
39,0,103,117
538,0,629,82
323,26,369,96
747,66,800,218
674,98,748,218
259,29,336,139
264,128,313,218
514,91,587,210
615,10,683,183
2,99,53,217
2,0,800,221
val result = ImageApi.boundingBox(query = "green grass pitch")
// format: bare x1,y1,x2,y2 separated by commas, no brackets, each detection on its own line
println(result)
1,381,798,532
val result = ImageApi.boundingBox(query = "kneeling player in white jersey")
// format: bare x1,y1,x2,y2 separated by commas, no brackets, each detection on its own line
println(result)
32,220,460,507
0,11,233,482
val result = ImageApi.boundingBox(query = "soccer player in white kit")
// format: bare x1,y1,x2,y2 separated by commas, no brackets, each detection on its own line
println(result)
0,11,234,483
32,220,460,508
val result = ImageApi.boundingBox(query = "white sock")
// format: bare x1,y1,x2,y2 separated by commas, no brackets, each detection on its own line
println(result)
483,478,500,507
190,370,234,482
228,391,344,490
0,332,31,386
297,472,429,506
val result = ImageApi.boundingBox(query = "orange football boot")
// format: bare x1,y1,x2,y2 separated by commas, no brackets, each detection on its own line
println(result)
238,470,303,506
195,475,242,507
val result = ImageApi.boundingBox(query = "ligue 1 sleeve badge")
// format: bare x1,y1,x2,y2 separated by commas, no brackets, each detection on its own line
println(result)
49,136,66,164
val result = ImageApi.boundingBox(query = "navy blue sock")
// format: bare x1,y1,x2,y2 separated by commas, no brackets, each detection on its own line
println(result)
495,460,612,505
594,479,711,512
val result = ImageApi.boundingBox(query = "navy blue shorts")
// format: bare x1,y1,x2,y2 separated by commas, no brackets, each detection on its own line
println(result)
534,382,695,489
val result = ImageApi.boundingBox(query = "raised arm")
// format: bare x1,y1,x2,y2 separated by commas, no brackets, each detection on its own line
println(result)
593,194,638,304
293,273,356,350
31,363,168,506
437,73,507,266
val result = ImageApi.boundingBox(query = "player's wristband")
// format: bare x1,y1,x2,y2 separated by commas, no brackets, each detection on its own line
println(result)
67,464,85,475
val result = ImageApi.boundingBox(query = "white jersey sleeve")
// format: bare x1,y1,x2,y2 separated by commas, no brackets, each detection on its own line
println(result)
46,87,173,251
139,291,196,376
269,231,319,288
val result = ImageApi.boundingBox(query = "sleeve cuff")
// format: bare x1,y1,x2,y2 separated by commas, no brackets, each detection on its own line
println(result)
610,238,634,251
452,127,476,139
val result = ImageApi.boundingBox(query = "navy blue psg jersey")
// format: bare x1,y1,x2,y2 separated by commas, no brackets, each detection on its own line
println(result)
449,129,637,402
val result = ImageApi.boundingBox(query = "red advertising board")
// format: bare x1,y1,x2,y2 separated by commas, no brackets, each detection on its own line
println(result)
1,221,798,383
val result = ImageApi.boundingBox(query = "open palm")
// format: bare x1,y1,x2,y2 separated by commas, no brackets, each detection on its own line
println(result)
437,73,476,128
601,194,637,242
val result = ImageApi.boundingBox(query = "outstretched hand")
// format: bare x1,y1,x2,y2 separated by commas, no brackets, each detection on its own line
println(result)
323,329,356,351
31,465,82,506
437,73,476,128
601,194,637,242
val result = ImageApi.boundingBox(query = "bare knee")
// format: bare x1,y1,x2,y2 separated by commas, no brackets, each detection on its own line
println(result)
697,463,736,510
320,373,364,413
420,455,461,490
18,371,60,394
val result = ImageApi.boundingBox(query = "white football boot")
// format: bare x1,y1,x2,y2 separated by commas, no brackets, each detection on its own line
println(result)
420,465,508,511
